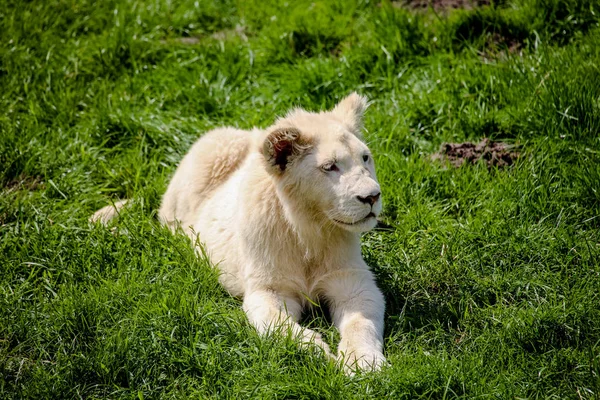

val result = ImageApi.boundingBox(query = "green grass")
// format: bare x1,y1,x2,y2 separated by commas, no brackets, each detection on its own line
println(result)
1,0,600,398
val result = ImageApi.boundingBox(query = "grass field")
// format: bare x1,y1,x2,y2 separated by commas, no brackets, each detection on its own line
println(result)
2,0,600,398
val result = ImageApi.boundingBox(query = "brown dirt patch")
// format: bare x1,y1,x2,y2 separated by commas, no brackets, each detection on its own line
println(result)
393,0,491,11
431,138,519,168
477,31,523,60
3,174,44,193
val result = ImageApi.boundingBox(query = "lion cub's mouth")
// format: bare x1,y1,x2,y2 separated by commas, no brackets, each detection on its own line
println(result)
333,212,376,226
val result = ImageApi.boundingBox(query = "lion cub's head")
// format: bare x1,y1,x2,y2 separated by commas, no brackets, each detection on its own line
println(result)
262,93,381,233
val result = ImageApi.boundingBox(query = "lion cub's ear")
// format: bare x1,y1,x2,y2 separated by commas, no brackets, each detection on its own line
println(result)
332,92,368,136
263,127,311,174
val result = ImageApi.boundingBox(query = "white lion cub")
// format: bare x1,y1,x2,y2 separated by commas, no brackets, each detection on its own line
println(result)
92,93,386,372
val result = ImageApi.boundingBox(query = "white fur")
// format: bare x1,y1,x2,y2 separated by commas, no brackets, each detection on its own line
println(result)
90,199,129,224
94,93,386,373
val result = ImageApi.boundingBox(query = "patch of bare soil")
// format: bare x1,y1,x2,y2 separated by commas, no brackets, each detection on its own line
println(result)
431,138,519,168
478,31,523,60
393,0,491,11
3,174,44,193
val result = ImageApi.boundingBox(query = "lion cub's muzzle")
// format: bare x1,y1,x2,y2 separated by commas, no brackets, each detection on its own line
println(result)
331,183,382,230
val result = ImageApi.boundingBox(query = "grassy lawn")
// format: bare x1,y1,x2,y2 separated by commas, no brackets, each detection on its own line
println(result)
2,0,600,398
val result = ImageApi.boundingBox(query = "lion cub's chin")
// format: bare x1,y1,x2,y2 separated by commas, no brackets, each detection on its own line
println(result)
332,214,379,233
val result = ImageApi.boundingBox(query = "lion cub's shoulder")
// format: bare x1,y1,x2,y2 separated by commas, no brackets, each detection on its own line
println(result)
159,127,255,229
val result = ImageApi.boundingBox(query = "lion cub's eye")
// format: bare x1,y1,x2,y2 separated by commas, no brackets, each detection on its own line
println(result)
363,154,370,162
321,163,339,172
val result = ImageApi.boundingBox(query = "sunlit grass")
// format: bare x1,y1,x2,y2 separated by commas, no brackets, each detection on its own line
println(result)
1,0,599,398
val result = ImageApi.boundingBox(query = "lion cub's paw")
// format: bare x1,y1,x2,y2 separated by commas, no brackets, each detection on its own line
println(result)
299,329,335,360
338,349,387,375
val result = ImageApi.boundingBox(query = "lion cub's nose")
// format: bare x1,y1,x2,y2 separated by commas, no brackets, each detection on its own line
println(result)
357,192,380,206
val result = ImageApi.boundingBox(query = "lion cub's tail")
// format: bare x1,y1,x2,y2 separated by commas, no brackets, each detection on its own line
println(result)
89,199,130,225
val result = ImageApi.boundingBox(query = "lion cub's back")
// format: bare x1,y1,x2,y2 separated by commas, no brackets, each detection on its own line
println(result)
159,127,253,230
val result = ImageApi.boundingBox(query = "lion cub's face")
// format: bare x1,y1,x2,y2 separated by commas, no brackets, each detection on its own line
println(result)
263,93,382,233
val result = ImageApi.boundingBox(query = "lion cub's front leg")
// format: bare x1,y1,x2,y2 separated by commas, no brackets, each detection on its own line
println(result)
323,269,386,373
243,289,334,358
